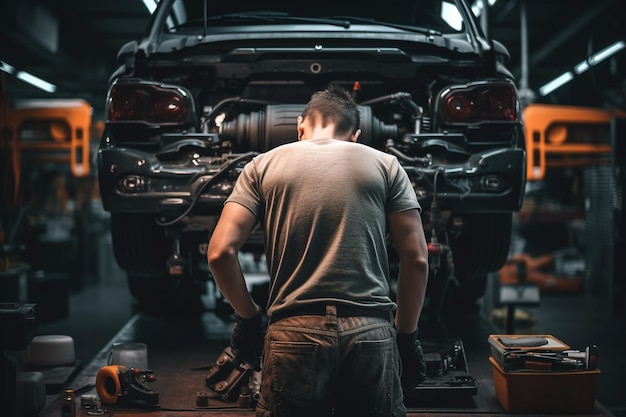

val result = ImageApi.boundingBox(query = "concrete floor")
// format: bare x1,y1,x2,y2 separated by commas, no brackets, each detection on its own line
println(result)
33,233,626,417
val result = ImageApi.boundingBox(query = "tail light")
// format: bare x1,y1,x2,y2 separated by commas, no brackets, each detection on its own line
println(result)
438,81,518,125
107,81,194,125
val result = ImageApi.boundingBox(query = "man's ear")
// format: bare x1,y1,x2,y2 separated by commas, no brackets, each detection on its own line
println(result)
296,116,304,140
350,129,362,142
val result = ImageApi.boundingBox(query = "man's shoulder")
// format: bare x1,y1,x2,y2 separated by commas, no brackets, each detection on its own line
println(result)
352,142,398,163
253,141,301,160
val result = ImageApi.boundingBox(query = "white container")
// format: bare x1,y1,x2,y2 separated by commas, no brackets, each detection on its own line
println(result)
27,335,75,366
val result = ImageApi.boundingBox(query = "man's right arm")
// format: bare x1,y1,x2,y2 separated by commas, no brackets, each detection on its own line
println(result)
388,208,429,386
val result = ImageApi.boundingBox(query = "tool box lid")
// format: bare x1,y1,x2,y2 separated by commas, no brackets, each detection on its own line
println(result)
488,334,570,352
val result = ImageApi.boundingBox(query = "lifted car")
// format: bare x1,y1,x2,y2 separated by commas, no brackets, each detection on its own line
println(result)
97,0,526,323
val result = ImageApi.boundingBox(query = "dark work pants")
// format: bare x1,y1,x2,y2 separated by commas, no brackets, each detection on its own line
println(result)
256,305,406,417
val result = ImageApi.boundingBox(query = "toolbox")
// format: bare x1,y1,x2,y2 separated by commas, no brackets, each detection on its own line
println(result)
488,334,570,369
488,334,600,413
489,356,600,413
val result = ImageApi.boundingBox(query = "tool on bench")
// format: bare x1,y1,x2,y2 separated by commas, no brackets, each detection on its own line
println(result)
95,365,159,406
203,346,259,406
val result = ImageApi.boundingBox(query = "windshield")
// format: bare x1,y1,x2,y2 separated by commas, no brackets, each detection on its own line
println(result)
162,0,469,35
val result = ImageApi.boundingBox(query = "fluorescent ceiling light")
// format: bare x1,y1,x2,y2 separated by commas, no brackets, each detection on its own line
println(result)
1,59,56,92
15,70,57,93
538,71,573,96
574,41,626,75
142,0,157,14
0,60,16,74
540,40,625,96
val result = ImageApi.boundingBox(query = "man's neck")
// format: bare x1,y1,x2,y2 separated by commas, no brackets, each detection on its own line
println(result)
301,125,337,141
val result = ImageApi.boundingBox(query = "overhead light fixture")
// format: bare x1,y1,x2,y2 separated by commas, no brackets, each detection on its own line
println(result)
1,60,15,74
538,72,574,96
0,59,57,93
574,40,626,75
16,70,57,93
142,0,158,14
539,40,625,96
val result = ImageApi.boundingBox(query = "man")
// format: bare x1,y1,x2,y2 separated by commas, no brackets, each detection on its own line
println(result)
208,86,429,417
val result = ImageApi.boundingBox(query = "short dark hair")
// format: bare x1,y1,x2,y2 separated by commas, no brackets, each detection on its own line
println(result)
301,85,360,136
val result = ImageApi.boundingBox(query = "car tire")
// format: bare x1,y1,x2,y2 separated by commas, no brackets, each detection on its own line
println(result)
110,213,169,276
450,212,512,276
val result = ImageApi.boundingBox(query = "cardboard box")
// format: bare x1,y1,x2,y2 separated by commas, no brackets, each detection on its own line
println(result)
489,356,600,413
488,334,569,368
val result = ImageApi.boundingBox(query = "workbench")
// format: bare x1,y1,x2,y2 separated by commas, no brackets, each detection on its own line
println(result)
37,310,613,417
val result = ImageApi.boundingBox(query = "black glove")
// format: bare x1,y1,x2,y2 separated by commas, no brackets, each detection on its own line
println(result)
231,309,266,372
396,328,427,387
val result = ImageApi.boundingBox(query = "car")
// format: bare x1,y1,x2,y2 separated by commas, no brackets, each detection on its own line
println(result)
97,0,526,322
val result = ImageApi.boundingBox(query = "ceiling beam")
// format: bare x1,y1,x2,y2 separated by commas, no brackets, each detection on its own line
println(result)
512,0,614,80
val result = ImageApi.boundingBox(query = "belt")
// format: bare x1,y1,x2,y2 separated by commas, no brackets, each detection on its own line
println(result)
271,304,392,323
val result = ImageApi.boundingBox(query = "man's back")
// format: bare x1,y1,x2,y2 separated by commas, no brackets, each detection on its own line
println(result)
228,137,419,316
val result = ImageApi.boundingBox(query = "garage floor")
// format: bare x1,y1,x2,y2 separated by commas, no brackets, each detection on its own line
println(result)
34,237,626,417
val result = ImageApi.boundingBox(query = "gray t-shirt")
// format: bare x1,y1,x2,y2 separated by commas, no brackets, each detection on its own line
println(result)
226,137,421,317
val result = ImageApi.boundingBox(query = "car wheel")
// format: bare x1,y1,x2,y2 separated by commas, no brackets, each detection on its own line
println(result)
110,213,169,276
450,212,512,276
